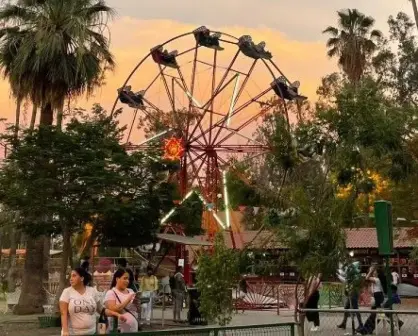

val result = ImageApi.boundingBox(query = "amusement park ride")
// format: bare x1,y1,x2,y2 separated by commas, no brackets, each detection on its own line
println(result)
112,26,306,253
0,26,306,284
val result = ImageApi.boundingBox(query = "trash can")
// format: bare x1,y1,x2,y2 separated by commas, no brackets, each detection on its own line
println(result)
187,288,207,325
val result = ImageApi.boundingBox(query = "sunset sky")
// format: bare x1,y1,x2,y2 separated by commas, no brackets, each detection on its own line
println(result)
0,0,412,128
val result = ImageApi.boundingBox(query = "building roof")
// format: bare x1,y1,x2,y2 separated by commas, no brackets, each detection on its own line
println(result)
207,227,418,250
157,233,213,246
345,227,418,249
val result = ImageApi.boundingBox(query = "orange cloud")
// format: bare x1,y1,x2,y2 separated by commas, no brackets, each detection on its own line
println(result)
0,18,336,138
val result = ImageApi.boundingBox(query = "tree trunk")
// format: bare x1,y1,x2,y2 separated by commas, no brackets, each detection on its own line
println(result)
6,225,17,293
56,101,64,129
29,104,38,130
14,98,22,142
412,0,418,31
15,100,54,314
43,236,50,283
0,227,3,253
8,98,21,294
39,102,53,126
55,224,71,314
13,236,45,314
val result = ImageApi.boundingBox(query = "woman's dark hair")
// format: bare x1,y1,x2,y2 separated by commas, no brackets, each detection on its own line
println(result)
80,261,90,271
110,268,129,288
73,267,92,287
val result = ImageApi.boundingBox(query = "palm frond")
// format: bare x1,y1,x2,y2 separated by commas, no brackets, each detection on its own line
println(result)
370,29,383,40
326,37,340,48
327,47,339,58
0,0,115,111
0,4,34,23
323,26,339,36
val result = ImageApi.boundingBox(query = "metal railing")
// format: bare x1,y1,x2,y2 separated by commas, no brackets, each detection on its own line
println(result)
302,308,418,335
103,323,296,336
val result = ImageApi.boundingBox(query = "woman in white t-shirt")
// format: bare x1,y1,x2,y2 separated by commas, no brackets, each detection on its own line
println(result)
105,268,139,333
60,267,125,336
357,265,385,335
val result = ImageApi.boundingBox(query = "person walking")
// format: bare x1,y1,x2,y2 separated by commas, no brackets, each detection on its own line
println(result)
337,261,363,332
172,266,186,323
140,266,159,325
59,267,124,336
357,265,386,335
305,274,322,332
105,268,140,333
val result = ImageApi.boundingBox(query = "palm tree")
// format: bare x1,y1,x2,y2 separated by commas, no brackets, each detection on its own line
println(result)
0,0,115,314
410,0,418,30
323,9,382,83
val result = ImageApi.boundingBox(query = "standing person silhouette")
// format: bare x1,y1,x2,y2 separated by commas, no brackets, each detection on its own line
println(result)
140,266,159,325
172,266,186,322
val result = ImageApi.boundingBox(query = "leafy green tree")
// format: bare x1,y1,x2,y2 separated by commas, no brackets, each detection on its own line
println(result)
170,193,204,236
196,233,240,326
0,0,115,314
265,174,347,331
323,9,382,83
373,12,418,106
0,105,174,313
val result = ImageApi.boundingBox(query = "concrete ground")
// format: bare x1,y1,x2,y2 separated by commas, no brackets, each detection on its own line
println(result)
1,300,418,336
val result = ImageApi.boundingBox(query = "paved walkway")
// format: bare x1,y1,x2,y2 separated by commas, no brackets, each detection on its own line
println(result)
2,299,418,335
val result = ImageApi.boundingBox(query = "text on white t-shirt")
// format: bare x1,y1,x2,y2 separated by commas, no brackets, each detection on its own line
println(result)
60,286,100,335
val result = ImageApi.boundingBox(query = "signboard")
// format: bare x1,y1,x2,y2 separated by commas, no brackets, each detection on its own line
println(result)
374,201,394,255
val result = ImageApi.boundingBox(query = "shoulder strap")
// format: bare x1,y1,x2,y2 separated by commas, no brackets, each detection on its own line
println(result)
112,290,138,322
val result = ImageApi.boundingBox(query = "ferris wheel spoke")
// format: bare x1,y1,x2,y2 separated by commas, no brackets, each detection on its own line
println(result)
267,59,291,85
188,49,240,141
217,126,264,145
144,67,166,95
169,67,210,145
188,74,240,142
211,145,270,153
157,64,176,114
176,66,210,145
215,104,274,146
190,86,272,144
211,59,257,145
188,151,207,192
126,108,139,144
208,49,218,144
187,44,199,136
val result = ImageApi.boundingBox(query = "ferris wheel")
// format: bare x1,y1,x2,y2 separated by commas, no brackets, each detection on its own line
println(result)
112,26,306,240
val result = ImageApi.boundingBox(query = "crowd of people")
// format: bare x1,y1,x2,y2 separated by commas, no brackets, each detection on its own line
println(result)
305,260,403,334
59,258,187,335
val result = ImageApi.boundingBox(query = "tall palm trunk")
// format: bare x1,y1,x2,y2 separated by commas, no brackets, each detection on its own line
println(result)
7,99,21,295
14,97,21,141
56,101,65,129
14,101,53,315
55,224,71,313
412,0,418,30
39,102,53,126
13,236,45,314
29,104,38,130
6,224,17,293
